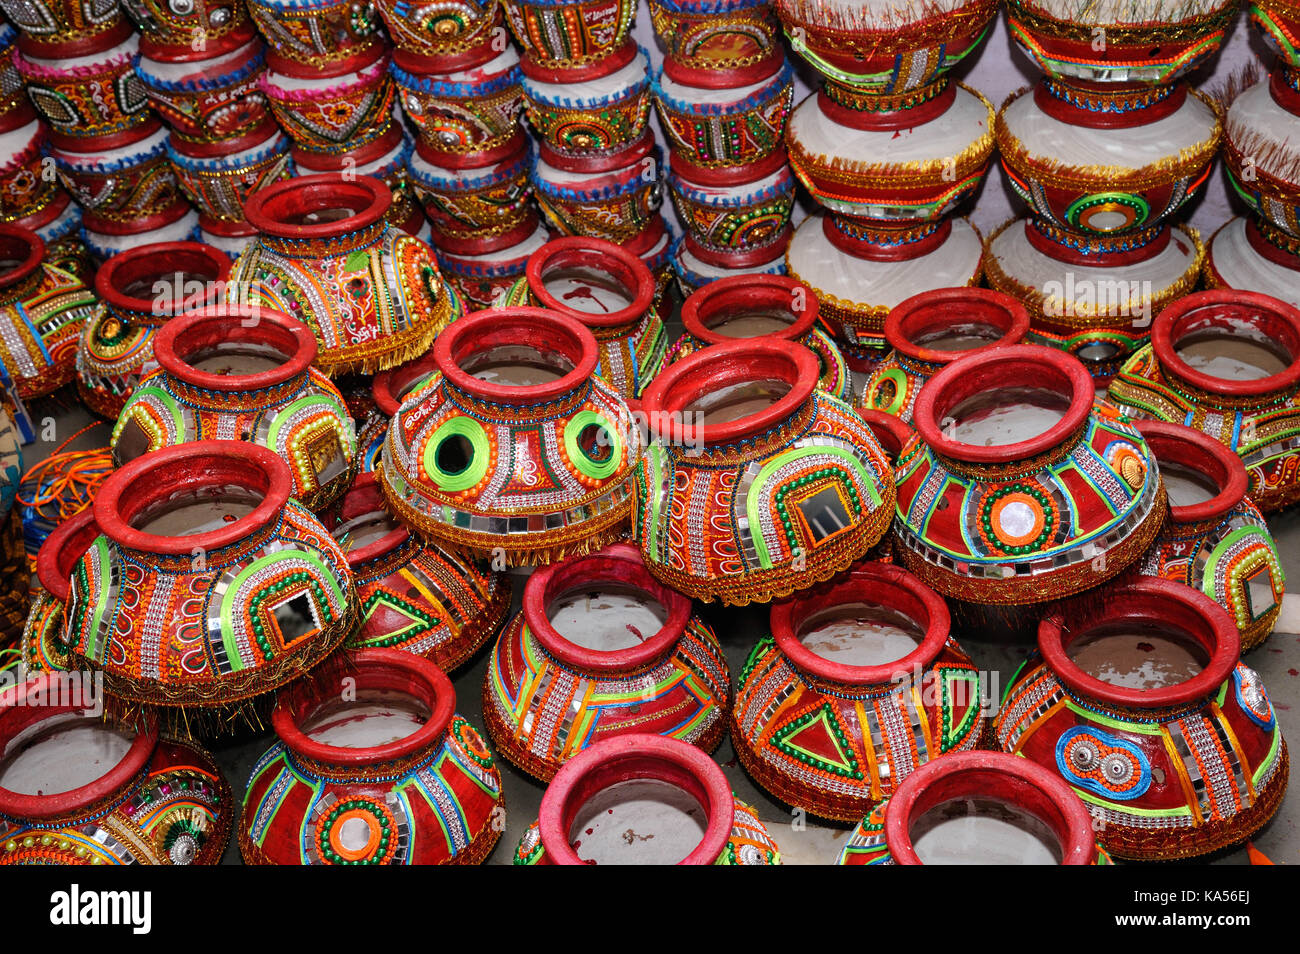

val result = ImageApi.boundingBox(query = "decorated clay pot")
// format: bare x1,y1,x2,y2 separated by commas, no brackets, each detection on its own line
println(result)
513,734,779,865
231,172,458,374
320,472,511,667
0,0,129,57
64,441,356,710
81,204,202,261
733,562,984,821
76,240,231,418
836,750,1111,864
372,0,502,60
260,51,395,157
408,134,534,243
671,227,788,293
113,304,358,509
775,0,997,94
246,0,383,71
0,24,24,124
20,506,98,676
653,58,793,168
532,128,663,243
504,235,664,399
1223,69,1300,240
861,287,1030,424
1204,217,1300,311
649,0,781,81
363,350,441,470
1252,0,1300,70
484,543,730,780
666,272,848,400
1136,420,1284,651
635,338,895,605
52,123,189,235
996,577,1287,861
238,648,505,864
1108,290,1300,513
120,0,257,60
893,345,1166,633
291,127,423,237
667,148,795,260
379,307,640,564
393,46,524,156
14,36,152,148
1004,0,1235,86
520,45,651,162
136,38,270,144
0,116,57,224
433,212,549,310
0,684,232,864
502,0,636,69
168,117,295,232
0,223,94,399
11,188,91,280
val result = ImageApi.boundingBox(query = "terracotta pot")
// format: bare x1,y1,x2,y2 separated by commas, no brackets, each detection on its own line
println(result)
372,0,502,60
380,307,640,564
485,543,730,780
0,223,95,399
10,188,91,281
231,172,458,374
1254,0,1300,71
861,287,1030,424
532,128,664,243
502,0,637,69
837,751,1111,864
0,0,129,57
433,212,548,311
666,148,795,259
168,117,295,227
20,506,98,675
733,561,984,821
76,240,231,418
246,0,384,71
648,0,781,80
893,345,1166,631
1225,67,1300,237
1109,289,1300,512
0,681,232,864
504,235,665,399
291,128,423,236
520,45,651,162
260,51,396,156
320,472,511,668
996,577,1287,861
0,116,58,223
408,134,534,242
136,38,270,143
635,338,895,604
1135,420,1284,651
513,734,780,864
356,350,443,471
666,272,848,400
652,58,793,168
52,123,189,234
1004,0,1233,85
393,46,524,156
113,304,358,509
120,0,257,61
63,441,356,709
14,36,153,149
238,648,504,864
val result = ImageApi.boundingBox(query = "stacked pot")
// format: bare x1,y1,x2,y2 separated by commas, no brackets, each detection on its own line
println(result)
985,0,1230,382
776,0,997,377
507,0,670,293
649,0,795,294
2,0,197,260
390,0,539,310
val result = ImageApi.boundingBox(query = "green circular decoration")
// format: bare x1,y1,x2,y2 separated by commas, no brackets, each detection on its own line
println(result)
423,416,490,492
564,410,623,480
1064,192,1150,233
867,368,907,415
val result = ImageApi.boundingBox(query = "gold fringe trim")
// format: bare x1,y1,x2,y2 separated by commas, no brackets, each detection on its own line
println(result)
1006,0,1236,42
315,312,444,377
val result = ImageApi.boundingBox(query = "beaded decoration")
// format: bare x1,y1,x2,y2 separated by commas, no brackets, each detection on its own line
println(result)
520,47,652,160
648,0,781,74
136,45,270,144
168,132,296,225
394,58,525,155
54,128,188,231
501,0,637,68
246,0,383,68
120,0,256,57
652,59,794,167
0,255,94,401
409,141,535,240
0,0,126,54
372,0,502,59
667,160,796,258
15,43,152,144
260,55,396,156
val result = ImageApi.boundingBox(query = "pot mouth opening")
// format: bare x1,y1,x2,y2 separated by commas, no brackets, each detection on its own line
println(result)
566,775,709,865
890,290,1028,365
908,795,1065,865
373,356,439,416
435,308,597,404
1137,421,1246,523
245,174,390,239
794,601,926,669
529,239,652,328
459,344,576,386
0,228,42,292
99,242,230,316
153,306,315,394
684,276,816,343
1063,619,1211,692
684,378,793,426
1155,292,1300,397
127,484,266,538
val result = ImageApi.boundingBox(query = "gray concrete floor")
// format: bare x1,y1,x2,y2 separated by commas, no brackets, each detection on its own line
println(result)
19,346,1299,867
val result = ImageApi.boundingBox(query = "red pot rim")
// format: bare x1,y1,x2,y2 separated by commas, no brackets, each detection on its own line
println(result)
271,648,456,768
680,273,816,344
415,128,527,170
433,306,599,405
81,199,192,236
537,126,654,174
47,115,163,154
525,236,654,329
137,22,258,62
244,172,391,240
168,113,282,158
328,471,410,565
886,288,1030,365
0,224,45,295
291,123,404,171
661,45,784,88
0,691,157,821
391,34,500,74
372,352,440,416
0,100,37,134
537,733,735,865
35,506,100,603
622,215,666,258
522,543,693,674
770,562,950,687
858,409,914,461
152,303,316,393
96,241,232,318
1136,420,1247,524
431,211,542,256
816,80,957,132
94,440,293,556
683,228,790,269
1151,290,1300,398
669,145,789,187
1037,576,1241,711
640,338,819,447
15,18,132,59
883,750,1098,866
199,215,259,238
519,38,637,83
265,42,384,79
913,344,1094,466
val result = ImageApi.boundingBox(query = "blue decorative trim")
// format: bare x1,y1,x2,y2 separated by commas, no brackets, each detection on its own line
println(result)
668,165,795,207
408,144,531,192
649,0,767,13
530,145,660,200
1054,725,1152,801
134,49,265,92
651,58,792,116
391,61,522,97
168,133,290,172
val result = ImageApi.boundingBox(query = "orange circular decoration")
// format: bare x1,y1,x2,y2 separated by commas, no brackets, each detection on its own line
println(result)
328,809,383,862
989,492,1046,548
